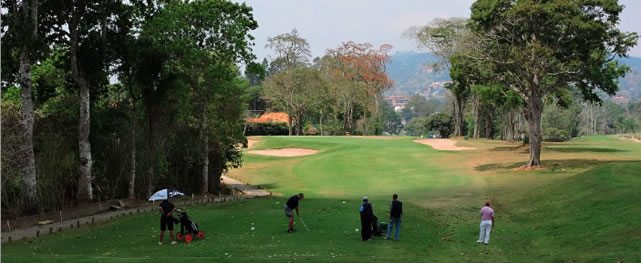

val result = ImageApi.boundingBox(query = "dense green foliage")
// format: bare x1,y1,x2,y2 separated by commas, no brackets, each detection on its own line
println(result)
1,0,257,214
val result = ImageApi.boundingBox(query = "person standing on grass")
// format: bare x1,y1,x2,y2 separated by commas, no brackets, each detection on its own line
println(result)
159,199,177,245
477,202,495,245
284,193,304,233
360,196,374,241
385,193,403,241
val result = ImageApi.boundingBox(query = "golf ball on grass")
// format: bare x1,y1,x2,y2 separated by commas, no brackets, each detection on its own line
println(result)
251,227,255,230
355,228,359,232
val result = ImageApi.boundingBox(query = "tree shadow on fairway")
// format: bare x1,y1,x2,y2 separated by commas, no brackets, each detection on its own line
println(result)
491,145,528,153
475,159,639,172
256,183,280,189
545,146,627,153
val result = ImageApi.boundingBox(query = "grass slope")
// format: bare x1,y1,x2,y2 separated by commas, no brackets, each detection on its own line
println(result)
2,136,640,262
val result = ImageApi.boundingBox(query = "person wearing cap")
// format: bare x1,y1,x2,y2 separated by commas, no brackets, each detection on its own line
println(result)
359,196,374,241
284,193,304,233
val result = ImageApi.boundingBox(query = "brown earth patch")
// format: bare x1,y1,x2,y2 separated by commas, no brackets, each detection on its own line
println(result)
247,137,260,149
247,148,318,157
414,139,477,151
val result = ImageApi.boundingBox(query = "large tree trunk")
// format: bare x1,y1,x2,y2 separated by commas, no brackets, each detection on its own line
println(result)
472,95,480,138
453,93,466,137
319,109,323,136
200,108,209,194
128,101,136,199
525,86,543,167
19,49,38,210
295,110,303,135
484,112,493,138
15,0,39,212
287,114,293,136
70,21,93,201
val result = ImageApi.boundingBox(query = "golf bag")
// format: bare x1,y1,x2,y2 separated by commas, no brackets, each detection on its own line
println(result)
372,215,384,236
175,210,205,243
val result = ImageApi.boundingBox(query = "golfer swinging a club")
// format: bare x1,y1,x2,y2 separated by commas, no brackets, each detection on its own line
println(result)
284,193,304,233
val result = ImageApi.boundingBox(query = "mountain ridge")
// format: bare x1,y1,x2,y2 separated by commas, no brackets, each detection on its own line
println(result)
385,51,641,102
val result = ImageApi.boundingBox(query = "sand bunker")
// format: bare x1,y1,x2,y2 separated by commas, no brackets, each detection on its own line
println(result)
247,148,318,157
414,139,476,151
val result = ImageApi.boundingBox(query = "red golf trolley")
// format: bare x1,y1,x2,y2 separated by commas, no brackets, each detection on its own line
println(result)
175,210,205,244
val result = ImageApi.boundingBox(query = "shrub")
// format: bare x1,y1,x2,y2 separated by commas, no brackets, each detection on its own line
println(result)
543,128,570,142
244,122,289,135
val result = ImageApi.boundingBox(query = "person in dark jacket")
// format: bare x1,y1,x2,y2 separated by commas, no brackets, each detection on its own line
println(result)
359,196,374,241
158,199,177,245
385,193,403,241
284,193,304,233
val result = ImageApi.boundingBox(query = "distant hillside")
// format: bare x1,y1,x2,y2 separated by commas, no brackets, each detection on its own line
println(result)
618,56,641,101
386,51,641,102
385,52,449,97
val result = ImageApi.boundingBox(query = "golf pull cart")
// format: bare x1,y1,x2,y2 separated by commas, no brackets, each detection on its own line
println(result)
175,210,205,244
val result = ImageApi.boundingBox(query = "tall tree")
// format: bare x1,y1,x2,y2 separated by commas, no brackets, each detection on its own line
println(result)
469,0,638,167
142,0,257,194
266,29,312,72
326,42,393,134
262,67,327,135
1,0,41,210
407,18,470,136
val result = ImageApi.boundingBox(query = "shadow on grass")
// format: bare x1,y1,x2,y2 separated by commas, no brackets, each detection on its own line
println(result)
545,147,626,153
256,183,280,189
475,159,639,172
491,145,525,152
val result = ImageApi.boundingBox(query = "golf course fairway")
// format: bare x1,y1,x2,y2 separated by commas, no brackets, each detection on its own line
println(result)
2,136,640,262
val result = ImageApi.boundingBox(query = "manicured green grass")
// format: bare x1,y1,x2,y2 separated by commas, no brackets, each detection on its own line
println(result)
3,136,640,262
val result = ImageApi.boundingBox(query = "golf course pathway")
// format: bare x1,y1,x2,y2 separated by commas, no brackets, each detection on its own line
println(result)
221,175,271,197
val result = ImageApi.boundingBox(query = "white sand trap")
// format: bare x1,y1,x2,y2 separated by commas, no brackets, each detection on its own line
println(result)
414,139,476,151
247,148,318,157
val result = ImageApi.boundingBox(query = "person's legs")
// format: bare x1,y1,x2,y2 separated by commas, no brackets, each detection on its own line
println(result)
385,218,394,239
288,216,294,231
285,206,294,232
159,217,167,244
394,218,401,240
478,221,485,243
483,222,492,244
364,219,373,240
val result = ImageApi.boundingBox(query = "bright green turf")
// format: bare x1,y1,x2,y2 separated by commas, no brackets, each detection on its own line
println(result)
2,136,640,262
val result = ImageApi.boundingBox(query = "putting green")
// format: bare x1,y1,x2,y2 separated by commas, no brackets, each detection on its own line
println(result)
2,136,640,262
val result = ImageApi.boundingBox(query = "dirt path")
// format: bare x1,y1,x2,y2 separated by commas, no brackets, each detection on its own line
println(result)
247,137,260,149
414,139,476,151
221,176,271,197
247,148,318,157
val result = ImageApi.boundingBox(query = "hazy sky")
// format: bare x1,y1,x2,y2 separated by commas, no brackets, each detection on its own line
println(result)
233,0,641,60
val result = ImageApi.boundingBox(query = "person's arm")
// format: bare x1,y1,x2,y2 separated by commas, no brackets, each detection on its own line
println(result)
491,210,495,226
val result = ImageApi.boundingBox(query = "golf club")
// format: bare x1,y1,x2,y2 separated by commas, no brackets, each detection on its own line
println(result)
298,216,310,231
